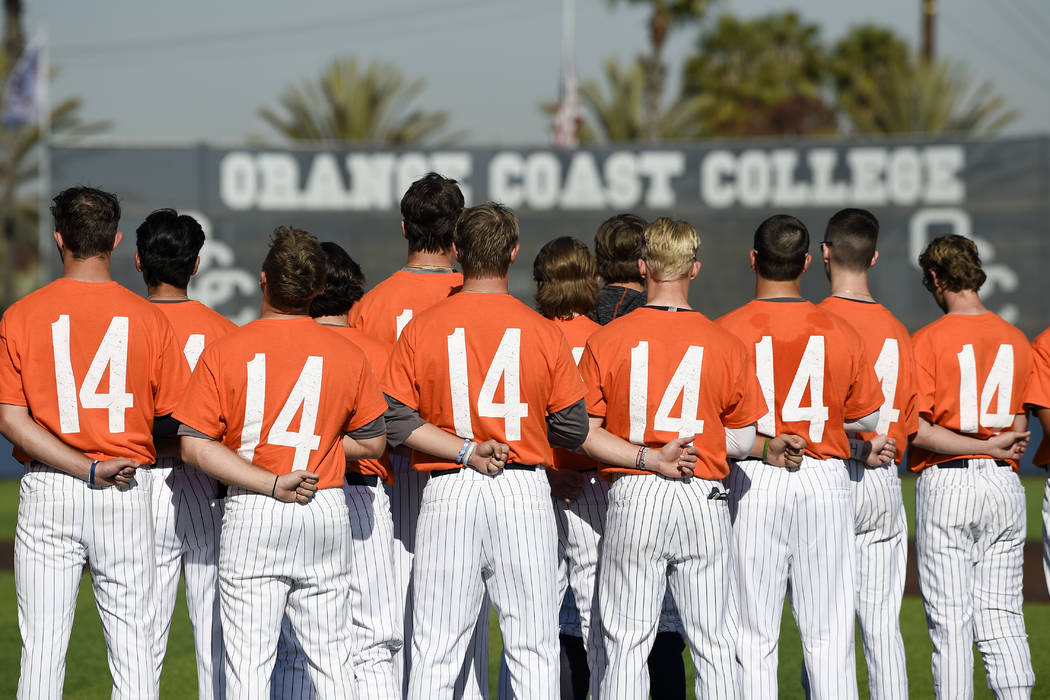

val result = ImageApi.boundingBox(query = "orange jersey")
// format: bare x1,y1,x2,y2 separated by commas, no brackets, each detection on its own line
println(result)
1025,328,1050,467
717,299,883,460
174,317,388,489
0,278,187,464
383,293,585,472
819,297,919,463
550,315,602,471
581,306,766,480
320,323,395,482
909,312,1032,471
349,268,463,345
151,299,237,374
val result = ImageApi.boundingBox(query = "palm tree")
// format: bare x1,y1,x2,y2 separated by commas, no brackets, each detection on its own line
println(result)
259,57,459,145
541,57,705,143
682,11,837,137
830,25,1016,135
608,0,712,141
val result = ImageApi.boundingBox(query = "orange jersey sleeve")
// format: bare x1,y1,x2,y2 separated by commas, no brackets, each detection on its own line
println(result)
716,299,884,461
1026,328,1050,467
820,297,919,463
550,315,602,471
908,312,1033,471
581,307,766,480
382,293,585,472
0,279,188,464
323,323,395,483
151,299,237,375
349,269,463,345
173,317,388,489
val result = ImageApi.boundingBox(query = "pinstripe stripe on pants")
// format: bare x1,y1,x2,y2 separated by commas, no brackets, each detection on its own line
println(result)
915,460,1034,700
594,473,738,700
388,453,489,699
727,457,857,700
847,460,908,700
408,467,558,700
16,463,159,700
143,458,225,700
1042,476,1049,599
270,479,404,699
220,487,357,700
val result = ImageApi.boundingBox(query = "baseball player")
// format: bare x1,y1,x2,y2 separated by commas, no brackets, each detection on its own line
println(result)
907,234,1035,699
594,214,647,324
176,227,389,699
579,217,767,699
0,187,187,699
134,208,235,699
382,202,593,698
717,214,886,700
270,241,403,700
816,208,916,700
350,172,488,697
1025,327,1050,597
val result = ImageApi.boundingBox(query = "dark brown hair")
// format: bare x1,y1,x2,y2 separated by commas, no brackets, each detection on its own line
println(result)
823,208,878,272
261,226,326,312
594,213,647,284
51,186,121,258
533,237,599,319
919,234,986,292
753,214,810,281
454,202,519,278
400,172,465,254
309,241,366,318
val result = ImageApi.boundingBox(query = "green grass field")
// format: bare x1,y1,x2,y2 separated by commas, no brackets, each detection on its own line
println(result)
0,476,1046,698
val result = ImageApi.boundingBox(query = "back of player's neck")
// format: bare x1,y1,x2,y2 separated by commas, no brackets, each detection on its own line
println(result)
62,256,113,283
943,290,988,316
404,250,454,270
461,276,509,294
315,314,349,327
644,280,690,309
147,283,189,299
755,278,803,300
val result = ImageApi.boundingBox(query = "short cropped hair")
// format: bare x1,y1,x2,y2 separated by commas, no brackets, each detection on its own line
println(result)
50,186,121,259
753,214,810,281
400,172,465,254
454,202,519,279
594,214,647,284
643,217,700,282
261,226,326,312
533,237,599,320
309,242,366,318
135,209,206,288
919,234,986,293
824,208,878,272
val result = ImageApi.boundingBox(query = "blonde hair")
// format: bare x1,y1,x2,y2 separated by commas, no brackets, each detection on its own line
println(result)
533,237,599,319
643,217,700,281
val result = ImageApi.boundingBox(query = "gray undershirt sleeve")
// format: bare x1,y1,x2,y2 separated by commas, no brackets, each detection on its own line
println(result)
547,399,590,450
176,423,218,441
384,395,426,449
348,414,386,440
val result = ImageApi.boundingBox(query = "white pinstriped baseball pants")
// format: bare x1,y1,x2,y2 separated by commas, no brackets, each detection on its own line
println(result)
915,460,1034,700
594,473,738,700
727,457,857,700
142,458,225,700
848,460,908,700
408,467,559,700
220,487,357,700
270,479,404,700
388,454,489,699
16,464,159,700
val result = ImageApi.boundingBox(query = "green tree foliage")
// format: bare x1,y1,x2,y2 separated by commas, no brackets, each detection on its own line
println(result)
259,57,458,145
830,25,1017,135
682,11,837,137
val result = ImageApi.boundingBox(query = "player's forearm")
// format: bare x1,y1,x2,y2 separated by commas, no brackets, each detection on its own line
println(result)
0,404,95,479
180,436,283,495
579,419,646,469
403,422,480,463
912,416,1011,455
343,434,386,460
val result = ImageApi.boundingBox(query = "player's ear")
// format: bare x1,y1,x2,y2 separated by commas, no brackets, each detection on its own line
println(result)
748,249,758,272
689,259,701,280
259,270,267,290
509,243,520,265
820,242,831,265
134,251,142,272
869,250,879,268
451,241,462,263
801,253,812,273
401,220,407,239
111,231,122,251
638,257,647,279
52,230,63,250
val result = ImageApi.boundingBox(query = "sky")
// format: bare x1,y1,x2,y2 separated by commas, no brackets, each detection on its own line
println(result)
22,0,1050,145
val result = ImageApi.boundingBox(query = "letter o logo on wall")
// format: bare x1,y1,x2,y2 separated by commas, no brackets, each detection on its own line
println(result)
220,153,257,210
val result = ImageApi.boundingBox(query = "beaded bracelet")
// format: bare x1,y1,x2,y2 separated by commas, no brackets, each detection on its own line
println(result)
635,446,649,470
